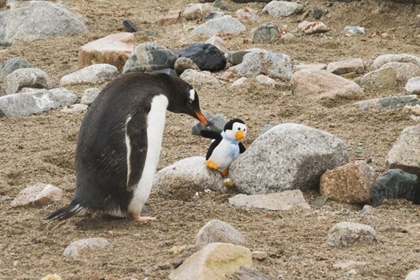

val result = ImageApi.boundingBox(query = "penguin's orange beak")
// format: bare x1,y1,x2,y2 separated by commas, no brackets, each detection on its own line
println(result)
195,112,208,126
236,130,245,141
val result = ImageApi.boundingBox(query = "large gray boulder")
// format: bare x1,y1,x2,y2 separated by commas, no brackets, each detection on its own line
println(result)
1,1,89,44
0,88,77,117
229,123,349,194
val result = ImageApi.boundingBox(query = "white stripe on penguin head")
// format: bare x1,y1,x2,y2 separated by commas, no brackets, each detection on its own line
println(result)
189,89,195,101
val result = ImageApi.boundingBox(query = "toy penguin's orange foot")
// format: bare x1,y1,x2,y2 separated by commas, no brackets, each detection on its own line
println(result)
206,160,218,170
132,213,157,222
222,169,229,177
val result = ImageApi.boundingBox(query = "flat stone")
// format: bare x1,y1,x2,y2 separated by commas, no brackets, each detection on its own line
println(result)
174,57,199,75
195,219,246,250
294,63,327,72
169,243,252,280
10,183,62,208
354,95,420,111
255,74,276,85
229,190,310,210
60,104,88,114
63,238,113,258
231,77,248,87
358,66,397,90
0,88,77,118
191,15,246,36
326,58,364,75
292,70,364,101
327,222,377,247
344,26,365,35
320,160,377,204
78,33,134,72
60,64,118,86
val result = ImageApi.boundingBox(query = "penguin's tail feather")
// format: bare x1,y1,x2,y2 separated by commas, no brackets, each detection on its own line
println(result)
44,201,86,221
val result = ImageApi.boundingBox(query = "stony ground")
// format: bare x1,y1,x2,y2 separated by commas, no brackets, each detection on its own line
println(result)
2,0,420,279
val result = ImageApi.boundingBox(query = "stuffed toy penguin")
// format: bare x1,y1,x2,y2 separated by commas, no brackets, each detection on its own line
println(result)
200,118,247,176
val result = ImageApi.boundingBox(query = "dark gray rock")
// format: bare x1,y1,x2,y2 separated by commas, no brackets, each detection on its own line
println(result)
123,43,177,73
253,23,279,44
371,169,420,207
0,57,31,82
312,9,324,20
123,19,138,32
180,43,226,71
192,114,226,135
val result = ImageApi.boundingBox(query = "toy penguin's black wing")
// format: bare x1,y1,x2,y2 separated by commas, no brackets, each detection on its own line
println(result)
239,142,246,154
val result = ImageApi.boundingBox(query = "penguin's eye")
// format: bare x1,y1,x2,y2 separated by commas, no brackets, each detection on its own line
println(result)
187,100,193,106
238,128,240,130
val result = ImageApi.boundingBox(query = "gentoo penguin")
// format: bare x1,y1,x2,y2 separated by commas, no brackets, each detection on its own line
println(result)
45,72,208,221
200,119,246,176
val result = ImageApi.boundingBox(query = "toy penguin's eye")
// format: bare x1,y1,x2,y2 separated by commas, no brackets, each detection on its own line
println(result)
187,100,192,105
238,127,240,130
244,129,246,131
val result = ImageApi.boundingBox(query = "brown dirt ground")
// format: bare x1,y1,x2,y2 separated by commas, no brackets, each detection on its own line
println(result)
2,0,420,279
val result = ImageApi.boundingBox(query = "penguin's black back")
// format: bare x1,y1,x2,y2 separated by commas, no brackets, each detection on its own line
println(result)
46,73,193,219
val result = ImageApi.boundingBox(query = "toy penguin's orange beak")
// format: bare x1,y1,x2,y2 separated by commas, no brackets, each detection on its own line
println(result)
235,130,245,141
196,112,208,126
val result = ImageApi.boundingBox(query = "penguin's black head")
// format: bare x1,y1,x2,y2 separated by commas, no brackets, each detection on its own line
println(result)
224,119,247,141
165,76,208,126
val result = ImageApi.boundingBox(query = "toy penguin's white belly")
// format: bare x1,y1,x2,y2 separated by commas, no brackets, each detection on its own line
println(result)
209,139,235,170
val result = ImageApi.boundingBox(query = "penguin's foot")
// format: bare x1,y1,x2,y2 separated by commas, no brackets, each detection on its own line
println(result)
222,169,229,177
206,160,218,170
132,213,157,222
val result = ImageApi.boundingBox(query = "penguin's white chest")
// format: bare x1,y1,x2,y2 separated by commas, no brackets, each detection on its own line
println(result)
209,139,236,170
128,94,168,215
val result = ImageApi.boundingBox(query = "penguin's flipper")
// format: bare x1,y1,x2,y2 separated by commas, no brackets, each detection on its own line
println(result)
200,129,222,140
125,113,148,191
44,200,86,220
239,142,246,154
